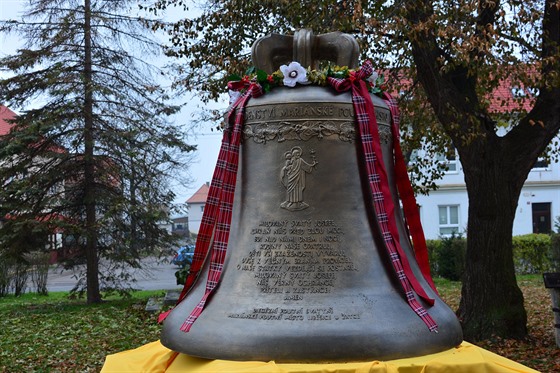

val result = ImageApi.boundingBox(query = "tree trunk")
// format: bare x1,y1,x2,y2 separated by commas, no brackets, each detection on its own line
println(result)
457,145,527,340
83,0,101,304
403,0,538,340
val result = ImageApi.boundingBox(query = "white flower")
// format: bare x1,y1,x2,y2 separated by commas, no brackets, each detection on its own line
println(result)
280,61,309,87
367,71,379,87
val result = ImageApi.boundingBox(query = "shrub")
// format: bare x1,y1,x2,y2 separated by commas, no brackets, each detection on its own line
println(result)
512,234,551,274
427,234,558,278
426,239,442,276
436,234,466,281
175,264,191,286
0,256,12,297
425,235,466,280
12,260,29,296
26,251,50,295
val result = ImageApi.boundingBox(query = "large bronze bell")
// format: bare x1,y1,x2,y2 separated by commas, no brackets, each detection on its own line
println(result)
161,30,463,363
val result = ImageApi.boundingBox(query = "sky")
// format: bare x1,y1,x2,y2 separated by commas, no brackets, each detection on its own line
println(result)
0,0,223,209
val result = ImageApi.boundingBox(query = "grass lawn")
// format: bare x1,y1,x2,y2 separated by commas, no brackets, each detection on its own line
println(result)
1,276,558,372
0,290,164,372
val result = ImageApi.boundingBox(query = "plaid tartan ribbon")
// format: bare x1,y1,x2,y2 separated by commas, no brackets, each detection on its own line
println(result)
383,93,437,293
158,81,263,331
328,61,438,332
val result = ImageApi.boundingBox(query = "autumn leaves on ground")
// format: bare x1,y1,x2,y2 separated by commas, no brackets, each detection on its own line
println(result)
0,276,559,372
436,276,560,372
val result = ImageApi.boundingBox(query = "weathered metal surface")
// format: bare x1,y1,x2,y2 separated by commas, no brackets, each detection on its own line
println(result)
251,30,359,73
161,86,463,362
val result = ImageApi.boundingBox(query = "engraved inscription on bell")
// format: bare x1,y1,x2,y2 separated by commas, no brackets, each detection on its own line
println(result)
280,146,318,211
234,218,357,319
243,101,392,144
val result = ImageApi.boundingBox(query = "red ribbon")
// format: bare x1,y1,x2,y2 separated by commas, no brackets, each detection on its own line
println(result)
328,61,437,332
383,93,437,293
158,82,263,329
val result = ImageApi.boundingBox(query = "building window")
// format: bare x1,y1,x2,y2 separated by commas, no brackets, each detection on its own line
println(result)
438,205,459,236
437,151,458,173
532,202,551,234
511,86,526,98
532,156,549,170
526,87,540,96
200,205,205,212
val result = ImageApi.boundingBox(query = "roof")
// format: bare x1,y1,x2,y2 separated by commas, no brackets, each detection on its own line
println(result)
391,67,537,115
0,105,16,136
487,75,536,114
186,183,210,204
0,104,67,154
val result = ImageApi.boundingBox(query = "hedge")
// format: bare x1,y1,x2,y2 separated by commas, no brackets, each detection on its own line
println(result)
426,235,466,281
425,233,560,278
512,234,552,274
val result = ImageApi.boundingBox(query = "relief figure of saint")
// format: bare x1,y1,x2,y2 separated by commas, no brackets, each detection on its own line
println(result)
280,146,317,211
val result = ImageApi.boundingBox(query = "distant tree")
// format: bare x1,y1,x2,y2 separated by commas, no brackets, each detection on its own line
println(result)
0,0,194,303
147,0,560,340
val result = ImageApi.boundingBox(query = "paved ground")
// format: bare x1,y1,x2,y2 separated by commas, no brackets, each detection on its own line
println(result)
45,256,184,292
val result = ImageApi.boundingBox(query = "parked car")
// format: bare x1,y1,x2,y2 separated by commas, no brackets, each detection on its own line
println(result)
172,245,194,268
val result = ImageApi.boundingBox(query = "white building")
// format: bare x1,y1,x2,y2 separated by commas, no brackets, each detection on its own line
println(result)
416,154,560,239
185,182,210,235
412,73,560,239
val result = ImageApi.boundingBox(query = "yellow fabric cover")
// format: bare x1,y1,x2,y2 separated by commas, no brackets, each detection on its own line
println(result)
101,341,540,373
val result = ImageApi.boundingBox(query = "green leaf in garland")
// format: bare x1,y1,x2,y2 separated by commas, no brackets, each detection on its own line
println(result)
256,69,268,83
272,73,283,84
332,66,349,79
228,73,242,82
229,61,388,97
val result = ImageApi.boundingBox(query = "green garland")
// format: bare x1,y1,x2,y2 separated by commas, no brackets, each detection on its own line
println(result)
227,62,387,95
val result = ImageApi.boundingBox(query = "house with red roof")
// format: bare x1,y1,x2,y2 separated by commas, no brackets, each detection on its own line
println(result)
0,105,63,261
185,182,210,235
0,105,79,262
0,105,16,136
415,78,558,238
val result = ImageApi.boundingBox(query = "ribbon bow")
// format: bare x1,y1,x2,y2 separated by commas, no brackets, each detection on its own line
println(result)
225,80,263,129
328,60,375,90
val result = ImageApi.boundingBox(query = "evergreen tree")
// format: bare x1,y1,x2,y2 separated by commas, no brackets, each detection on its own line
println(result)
148,0,560,340
0,0,194,303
